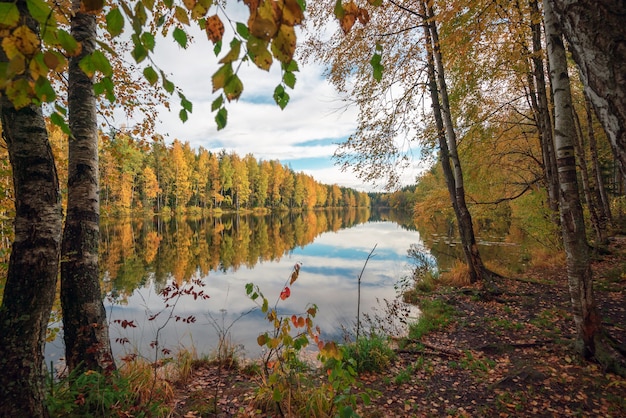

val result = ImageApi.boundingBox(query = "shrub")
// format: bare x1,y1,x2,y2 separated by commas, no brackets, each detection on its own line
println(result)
340,334,396,374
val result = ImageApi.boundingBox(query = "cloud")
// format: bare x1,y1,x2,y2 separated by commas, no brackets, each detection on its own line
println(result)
115,6,426,192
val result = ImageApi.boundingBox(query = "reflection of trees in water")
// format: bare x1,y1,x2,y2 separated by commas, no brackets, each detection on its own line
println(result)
100,208,371,298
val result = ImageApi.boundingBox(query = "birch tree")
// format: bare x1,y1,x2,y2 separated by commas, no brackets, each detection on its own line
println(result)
543,0,625,373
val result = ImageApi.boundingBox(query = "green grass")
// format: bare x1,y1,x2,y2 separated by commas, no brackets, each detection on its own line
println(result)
408,298,457,341
341,334,396,373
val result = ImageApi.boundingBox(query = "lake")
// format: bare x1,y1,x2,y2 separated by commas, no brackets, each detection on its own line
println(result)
45,209,423,365
45,208,522,366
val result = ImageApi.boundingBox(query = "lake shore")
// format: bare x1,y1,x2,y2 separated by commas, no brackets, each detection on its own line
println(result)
166,237,626,417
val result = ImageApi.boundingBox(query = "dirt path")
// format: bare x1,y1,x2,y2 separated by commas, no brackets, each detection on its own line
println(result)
169,240,626,417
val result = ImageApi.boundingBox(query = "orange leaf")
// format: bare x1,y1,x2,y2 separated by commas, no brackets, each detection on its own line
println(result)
205,14,224,44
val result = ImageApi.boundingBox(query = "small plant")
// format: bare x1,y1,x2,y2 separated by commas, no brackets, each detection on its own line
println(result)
246,263,369,417
341,334,396,373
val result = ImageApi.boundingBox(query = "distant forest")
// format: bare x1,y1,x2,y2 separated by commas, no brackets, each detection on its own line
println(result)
0,126,373,220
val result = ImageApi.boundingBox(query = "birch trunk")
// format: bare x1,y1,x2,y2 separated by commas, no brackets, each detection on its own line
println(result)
0,3,63,415
424,3,488,284
61,0,115,373
548,0,626,179
544,0,625,374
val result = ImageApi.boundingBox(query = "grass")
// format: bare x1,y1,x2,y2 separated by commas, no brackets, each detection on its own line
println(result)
408,298,457,341
340,334,396,373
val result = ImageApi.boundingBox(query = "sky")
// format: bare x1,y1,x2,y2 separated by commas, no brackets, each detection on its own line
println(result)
116,7,427,192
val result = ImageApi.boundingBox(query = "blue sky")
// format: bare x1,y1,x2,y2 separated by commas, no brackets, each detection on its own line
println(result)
116,7,426,192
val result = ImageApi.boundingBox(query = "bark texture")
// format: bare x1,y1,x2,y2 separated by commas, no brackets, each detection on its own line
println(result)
548,0,626,178
61,1,115,373
0,88,63,418
543,1,625,374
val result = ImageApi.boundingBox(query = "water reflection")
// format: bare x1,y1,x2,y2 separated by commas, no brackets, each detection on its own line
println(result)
47,208,431,364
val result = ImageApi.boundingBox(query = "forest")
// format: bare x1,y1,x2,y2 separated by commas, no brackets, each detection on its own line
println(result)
1,0,626,416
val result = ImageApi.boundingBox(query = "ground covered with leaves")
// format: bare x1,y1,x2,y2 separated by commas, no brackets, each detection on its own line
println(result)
168,239,626,417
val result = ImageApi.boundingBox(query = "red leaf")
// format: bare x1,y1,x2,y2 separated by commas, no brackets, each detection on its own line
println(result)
280,286,291,300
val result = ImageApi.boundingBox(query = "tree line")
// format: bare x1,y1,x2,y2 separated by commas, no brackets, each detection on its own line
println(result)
97,133,371,215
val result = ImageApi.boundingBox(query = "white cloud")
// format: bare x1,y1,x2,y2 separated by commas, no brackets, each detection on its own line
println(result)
113,7,427,192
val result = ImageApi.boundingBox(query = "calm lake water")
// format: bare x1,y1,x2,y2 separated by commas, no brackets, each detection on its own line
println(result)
45,209,522,365
45,209,421,364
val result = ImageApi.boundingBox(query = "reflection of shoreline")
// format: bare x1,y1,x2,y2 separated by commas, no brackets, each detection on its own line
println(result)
46,219,424,367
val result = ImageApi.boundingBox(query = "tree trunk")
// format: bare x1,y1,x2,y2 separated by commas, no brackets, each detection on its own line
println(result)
548,0,626,179
61,1,115,373
572,106,606,246
529,0,560,217
585,96,612,225
544,0,625,374
0,91,63,418
423,2,489,285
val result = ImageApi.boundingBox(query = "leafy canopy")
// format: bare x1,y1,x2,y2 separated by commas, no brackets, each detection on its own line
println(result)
0,0,306,130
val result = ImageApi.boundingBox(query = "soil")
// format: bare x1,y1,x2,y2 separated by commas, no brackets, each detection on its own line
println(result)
167,238,626,417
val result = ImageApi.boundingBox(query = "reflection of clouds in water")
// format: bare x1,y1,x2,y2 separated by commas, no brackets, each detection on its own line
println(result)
49,221,425,364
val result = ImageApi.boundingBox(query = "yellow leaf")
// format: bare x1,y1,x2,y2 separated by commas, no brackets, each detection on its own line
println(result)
2,36,22,60
248,0,280,41
174,6,190,25
11,25,41,57
29,53,48,78
271,24,296,63
282,0,303,26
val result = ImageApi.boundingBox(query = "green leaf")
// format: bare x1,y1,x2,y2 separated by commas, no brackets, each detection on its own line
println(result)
273,84,289,109
34,77,55,103
211,63,233,93
141,32,155,51
55,104,67,116
261,298,268,313
179,109,188,122
79,55,95,78
245,283,253,294
143,66,158,85
248,36,272,71
92,50,112,77
219,39,241,64
134,2,147,26
57,30,79,55
213,39,222,56
284,59,299,72
211,95,223,112
162,76,175,94
106,8,124,37
370,44,384,82
94,77,115,102
50,111,70,135
334,0,344,19
215,107,227,130
0,3,20,27
26,0,53,26
173,27,188,48
224,74,243,101
236,22,249,39
283,71,296,89
179,93,192,112
131,43,148,63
